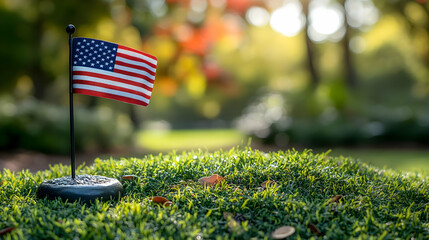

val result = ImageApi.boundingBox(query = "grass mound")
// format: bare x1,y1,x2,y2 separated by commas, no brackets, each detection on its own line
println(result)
1,148,428,239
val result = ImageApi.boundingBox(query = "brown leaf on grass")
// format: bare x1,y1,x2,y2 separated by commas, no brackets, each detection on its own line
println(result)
308,223,323,237
150,196,172,207
260,180,276,189
271,226,295,239
198,174,225,186
223,211,233,220
329,195,343,203
0,227,15,235
122,175,138,180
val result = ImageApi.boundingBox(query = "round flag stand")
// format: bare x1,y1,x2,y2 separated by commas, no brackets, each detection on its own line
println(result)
36,175,123,204
36,24,126,204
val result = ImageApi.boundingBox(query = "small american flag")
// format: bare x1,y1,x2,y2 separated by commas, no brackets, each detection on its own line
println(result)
72,37,157,106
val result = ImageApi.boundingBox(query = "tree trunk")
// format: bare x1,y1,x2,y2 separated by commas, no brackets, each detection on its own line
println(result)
342,1,357,89
302,0,319,87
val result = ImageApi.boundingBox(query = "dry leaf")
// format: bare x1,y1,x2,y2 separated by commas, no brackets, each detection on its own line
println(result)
198,174,225,186
122,175,137,180
0,227,15,235
271,226,295,239
308,223,323,236
150,196,172,206
223,211,233,220
234,213,247,223
261,180,276,189
329,195,343,203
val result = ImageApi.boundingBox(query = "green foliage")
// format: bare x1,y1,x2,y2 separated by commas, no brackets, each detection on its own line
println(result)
1,147,428,239
0,98,133,154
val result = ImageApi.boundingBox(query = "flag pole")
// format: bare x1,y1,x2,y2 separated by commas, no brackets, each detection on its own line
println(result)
66,24,76,179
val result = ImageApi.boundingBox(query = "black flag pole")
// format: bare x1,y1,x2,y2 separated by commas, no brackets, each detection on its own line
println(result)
66,24,76,179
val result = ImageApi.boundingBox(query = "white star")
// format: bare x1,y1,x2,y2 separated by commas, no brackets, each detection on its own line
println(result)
110,60,113,63
90,47,94,50
91,63,95,66
100,65,104,68
76,49,79,52
109,67,113,70
105,46,108,49
77,42,81,45
79,58,82,61
87,43,90,46
93,57,96,60
94,51,97,53
83,39,86,42
74,55,78,58
96,61,100,64
111,54,115,57
83,62,86,65
107,56,110,59
91,40,95,43
98,55,101,58
103,52,106,55
101,42,104,45
113,48,116,50
74,61,77,64
83,56,87,59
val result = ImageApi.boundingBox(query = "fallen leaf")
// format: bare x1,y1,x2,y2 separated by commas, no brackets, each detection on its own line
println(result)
261,180,276,189
198,174,225,186
122,175,138,180
234,213,247,223
308,223,323,236
0,227,15,235
150,196,172,206
329,195,343,203
223,211,233,220
271,226,295,239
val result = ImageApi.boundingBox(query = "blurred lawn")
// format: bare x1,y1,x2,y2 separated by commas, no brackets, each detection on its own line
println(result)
136,129,429,175
136,129,248,152
330,149,429,175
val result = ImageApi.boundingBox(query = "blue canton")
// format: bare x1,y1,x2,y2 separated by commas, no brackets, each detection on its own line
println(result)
72,38,118,72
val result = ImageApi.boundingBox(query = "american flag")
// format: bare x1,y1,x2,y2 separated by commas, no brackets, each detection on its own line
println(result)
72,37,157,106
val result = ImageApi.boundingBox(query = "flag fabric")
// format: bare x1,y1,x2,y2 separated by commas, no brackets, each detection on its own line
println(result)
72,37,157,106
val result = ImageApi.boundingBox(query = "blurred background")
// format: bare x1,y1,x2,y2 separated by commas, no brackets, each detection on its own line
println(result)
0,0,428,173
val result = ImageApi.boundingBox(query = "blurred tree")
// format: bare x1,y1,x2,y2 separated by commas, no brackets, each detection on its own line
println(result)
0,0,110,100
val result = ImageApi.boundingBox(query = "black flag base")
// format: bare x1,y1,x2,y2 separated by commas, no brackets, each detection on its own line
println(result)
36,175,123,204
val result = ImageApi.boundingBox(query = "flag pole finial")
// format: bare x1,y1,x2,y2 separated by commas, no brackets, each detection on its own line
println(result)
66,24,75,34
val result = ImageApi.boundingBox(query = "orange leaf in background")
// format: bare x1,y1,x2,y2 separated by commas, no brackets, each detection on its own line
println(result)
271,226,295,239
308,223,323,237
0,181,3,186
150,196,172,207
198,174,225,186
122,175,137,180
261,180,276,189
329,195,343,203
0,227,15,236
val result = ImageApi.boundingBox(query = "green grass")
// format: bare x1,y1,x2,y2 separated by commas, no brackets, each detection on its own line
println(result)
136,129,246,152
1,147,428,239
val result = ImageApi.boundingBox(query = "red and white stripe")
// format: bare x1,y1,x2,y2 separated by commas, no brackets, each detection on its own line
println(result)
73,45,157,106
